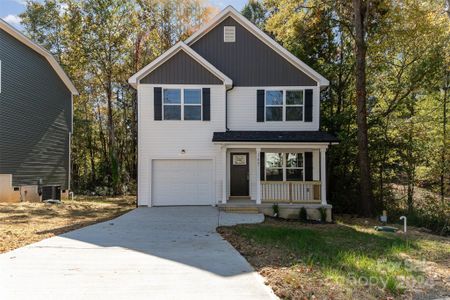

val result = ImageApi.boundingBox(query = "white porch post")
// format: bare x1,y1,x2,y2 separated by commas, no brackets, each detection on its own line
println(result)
222,146,227,204
320,148,327,205
256,147,261,204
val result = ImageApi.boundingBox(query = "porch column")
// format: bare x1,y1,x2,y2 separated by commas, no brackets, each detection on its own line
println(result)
256,147,261,204
222,146,227,204
320,148,327,205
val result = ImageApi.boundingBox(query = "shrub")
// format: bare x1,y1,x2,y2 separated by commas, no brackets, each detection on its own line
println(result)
272,203,279,217
299,207,307,222
319,207,327,223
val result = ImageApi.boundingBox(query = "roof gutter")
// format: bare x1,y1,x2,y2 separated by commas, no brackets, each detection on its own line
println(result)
225,84,234,131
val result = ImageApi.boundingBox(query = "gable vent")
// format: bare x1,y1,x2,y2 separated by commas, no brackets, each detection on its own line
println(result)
223,26,236,43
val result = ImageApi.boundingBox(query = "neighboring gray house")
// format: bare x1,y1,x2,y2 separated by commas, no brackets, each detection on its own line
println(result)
0,19,78,202
129,6,338,220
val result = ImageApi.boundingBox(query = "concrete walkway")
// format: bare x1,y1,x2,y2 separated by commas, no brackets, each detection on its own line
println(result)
0,207,276,300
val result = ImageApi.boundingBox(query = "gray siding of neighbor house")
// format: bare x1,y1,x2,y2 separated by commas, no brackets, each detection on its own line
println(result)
0,29,71,189
140,50,223,85
190,17,317,87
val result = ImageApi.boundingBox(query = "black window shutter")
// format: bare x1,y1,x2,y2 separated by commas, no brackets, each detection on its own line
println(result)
305,89,313,122
202,88,210,121
304,152,313,181
257,90,265,122
260,152,265,181
154,87,162,121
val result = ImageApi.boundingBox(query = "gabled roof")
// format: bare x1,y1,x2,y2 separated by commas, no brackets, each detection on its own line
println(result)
0,19,79,95
185,6,329,87
128,42,233,88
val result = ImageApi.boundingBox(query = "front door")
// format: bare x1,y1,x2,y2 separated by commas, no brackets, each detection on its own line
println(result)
230,153,249,196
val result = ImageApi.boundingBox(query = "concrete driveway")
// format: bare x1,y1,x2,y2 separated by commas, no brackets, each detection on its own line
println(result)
0,207,277,300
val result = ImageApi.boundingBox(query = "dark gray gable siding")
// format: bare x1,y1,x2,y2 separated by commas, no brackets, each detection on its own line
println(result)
0,29,71,188
190,17,317,87
140,50,223,85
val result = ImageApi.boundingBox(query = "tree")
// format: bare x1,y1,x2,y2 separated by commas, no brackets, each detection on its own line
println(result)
242,0,267,29
352,0,374,216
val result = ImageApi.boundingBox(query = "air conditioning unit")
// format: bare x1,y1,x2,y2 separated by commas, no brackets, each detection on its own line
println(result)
41,185,61,201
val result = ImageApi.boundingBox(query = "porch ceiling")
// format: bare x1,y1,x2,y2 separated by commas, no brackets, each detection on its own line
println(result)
212,131,339,143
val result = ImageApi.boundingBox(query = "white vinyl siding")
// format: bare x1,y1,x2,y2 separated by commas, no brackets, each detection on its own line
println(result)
138,84,225,206
228,86,320,131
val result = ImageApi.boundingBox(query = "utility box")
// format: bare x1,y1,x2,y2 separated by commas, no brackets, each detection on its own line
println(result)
41,185,61,201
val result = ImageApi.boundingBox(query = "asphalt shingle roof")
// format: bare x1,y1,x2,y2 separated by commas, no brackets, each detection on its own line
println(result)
212,131,339,143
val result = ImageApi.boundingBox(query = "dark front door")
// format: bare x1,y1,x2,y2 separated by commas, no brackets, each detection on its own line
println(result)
230,153,249,196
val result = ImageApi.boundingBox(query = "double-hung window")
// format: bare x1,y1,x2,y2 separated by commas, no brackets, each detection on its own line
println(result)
163,88,202,120
265,91,283,121
163,89,181,120
265,153,283,181
265,90,304,121
265,153,304,181
183,89,202,120
286,90,303,121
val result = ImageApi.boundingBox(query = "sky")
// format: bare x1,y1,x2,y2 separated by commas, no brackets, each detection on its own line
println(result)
0,0,247,30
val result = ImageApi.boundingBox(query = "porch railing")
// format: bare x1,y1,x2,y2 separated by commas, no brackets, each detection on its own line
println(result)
261,181,321,203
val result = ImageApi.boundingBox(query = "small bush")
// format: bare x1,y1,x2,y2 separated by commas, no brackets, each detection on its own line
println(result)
272,203,279,217
299,207,307,222
319,207,327,223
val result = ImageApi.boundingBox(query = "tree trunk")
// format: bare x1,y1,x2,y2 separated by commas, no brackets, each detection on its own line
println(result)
441,71,448,202
84,99,96,186
352,0,374,216
106,80,119,195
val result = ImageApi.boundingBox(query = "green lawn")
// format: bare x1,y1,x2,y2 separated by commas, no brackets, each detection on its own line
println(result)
219,219,449,299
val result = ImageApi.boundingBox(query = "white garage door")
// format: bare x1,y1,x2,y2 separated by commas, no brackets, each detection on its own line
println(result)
152,159,213,206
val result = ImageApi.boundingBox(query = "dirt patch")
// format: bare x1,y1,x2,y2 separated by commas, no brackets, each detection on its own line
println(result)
0,196,135,253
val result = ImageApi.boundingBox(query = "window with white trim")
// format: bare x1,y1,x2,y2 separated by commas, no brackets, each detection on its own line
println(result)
286,90,304,121
265,91,283,121
163,88,202,120
265,90,304,121
265,152,304,181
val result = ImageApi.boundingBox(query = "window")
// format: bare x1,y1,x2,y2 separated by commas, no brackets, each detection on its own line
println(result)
286,90,303,121
265,91,283,121
265,153,283,181
184,89,201,120
286,153,304,181
163,89,181,120
163,88,202,120
265,153,304,181
264,90,304,122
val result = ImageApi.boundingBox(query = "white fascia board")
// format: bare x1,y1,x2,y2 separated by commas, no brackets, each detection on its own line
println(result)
185,6,329,87
128,42,232,88
0,19,79,95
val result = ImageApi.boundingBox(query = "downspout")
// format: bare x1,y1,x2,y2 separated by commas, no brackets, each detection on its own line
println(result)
225,85,234,131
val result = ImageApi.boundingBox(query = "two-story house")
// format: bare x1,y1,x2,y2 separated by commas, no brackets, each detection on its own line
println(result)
0,19,77,202
129,6,338,218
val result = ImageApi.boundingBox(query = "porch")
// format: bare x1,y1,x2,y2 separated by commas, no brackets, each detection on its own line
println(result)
218,144,329,206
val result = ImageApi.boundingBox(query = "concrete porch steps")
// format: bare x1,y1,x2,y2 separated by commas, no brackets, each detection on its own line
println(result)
219,206,260,214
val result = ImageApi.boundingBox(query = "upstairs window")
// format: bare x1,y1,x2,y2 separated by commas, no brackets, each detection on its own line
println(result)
184,89,202,120
265,91,283,121
286,90,303,121
163,88,202,121
163,89,181,120
264,90,304,122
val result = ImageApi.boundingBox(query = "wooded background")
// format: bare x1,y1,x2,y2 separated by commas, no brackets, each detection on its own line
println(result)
19,0,449,231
